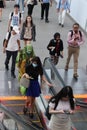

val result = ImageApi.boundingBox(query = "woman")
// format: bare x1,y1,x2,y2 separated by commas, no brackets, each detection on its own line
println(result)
24,0,37,16
23,56,52,118
0,0,6,22
48,86,75,130
20,15,36,45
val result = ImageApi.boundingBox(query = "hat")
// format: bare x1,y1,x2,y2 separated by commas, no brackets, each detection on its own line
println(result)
13,26,20,34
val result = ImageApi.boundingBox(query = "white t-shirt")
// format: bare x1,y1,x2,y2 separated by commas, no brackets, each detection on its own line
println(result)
9,12,20,27
6,33,20,51
49,100,71,111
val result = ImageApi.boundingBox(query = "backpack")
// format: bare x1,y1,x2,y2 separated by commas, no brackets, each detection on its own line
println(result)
11,12,21,22
70,30,82,38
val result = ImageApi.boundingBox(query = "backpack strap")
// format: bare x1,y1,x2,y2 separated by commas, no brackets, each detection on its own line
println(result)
70,30,82,38
11,12,14,20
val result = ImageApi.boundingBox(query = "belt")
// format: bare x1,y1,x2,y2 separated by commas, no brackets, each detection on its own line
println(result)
69,46,79,48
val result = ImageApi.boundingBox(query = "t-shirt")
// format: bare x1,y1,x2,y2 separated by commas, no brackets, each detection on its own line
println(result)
49,100,71,111
9,12,20,27
6,33,20,51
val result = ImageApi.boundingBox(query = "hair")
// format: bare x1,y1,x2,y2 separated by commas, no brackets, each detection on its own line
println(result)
73,23,79,27
54,32,60,39
24,15,33,27
32,56,43,74
50,86,75,110
14,4,20,8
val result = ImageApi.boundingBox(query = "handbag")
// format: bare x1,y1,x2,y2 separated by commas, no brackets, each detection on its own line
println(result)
20,77,30,88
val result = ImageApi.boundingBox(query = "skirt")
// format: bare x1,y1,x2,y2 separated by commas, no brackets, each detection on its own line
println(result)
0,1,4,8
26,79,41,97
48,114,71,130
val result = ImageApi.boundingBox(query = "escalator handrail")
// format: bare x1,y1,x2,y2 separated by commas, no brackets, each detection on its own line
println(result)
43,57,87,107
0,103,44,130
43,57,66,87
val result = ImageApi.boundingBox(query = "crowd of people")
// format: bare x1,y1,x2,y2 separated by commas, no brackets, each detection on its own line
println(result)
0,0,85,129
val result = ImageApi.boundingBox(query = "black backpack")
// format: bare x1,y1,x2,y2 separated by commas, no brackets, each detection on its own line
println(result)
70,30,82,38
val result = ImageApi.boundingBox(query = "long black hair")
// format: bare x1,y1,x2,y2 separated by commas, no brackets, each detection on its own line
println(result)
50,86,75,110
32,56,43,75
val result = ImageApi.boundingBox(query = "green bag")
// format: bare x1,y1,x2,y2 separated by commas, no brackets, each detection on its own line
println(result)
19,85,27,95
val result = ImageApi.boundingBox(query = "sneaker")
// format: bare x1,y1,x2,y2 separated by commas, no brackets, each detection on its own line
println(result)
61,24,64,27
22,11,24,13
29,113,34,118
65,66,68,71
23,107,28,115
73,73,79,80
11,72,16,78
59,23,61,26
41,17,43,20
45,19,49,23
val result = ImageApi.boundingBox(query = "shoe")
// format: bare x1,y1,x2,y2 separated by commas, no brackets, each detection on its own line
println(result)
61,24,64,27
59,23,61,26
29,113,34,118
5,64,9,71
22,11,24,13
65,66,68,71
45,19,49,23
73,73,79,80
11,72,16,78
23,107,28,115
41,17,43,20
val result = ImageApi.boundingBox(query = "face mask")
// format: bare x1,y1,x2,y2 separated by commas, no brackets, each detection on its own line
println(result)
32,63,38,67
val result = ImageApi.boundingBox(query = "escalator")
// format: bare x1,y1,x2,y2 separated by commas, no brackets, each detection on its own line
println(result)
43,57,87,130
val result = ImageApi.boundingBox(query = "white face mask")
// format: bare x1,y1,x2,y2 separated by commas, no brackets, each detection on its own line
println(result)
32,63,38,67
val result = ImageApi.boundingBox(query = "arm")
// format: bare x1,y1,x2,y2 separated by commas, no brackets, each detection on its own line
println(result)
41,75,53,87
78,32,85,45
17,40,21,51
8,13,11,32
49,107,64,114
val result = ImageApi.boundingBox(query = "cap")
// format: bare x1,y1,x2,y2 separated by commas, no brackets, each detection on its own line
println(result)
13,26,20,34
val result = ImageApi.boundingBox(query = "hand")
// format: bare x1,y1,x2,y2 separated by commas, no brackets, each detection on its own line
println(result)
51,47,55,51
69,110,75,114
47,82,53,87
58,110,65,113
57,8,60,13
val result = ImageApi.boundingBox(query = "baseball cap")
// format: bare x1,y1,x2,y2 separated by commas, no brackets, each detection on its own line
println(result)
13,26,20,34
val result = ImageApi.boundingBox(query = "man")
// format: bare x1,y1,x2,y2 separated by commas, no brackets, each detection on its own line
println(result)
40,0,52,23
3,26,21,78
65,23,85,79
47,32,64,65
57,0,70,27
8,4,22,32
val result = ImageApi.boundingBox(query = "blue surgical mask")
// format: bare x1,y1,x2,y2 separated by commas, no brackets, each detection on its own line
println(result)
32,63,38,67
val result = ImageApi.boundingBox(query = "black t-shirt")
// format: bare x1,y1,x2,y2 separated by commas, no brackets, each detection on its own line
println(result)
47,39,63,56
25,64,43,79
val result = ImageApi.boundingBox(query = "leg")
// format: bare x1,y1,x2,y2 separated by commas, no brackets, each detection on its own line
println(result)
61,9,66,27
27,4,34,16
22,0,24,12
73,47,80,76
65,46,73,70
11,51,18,77
58,10,62,25
5,51,12,70
41,3,44,19
45,3,49,22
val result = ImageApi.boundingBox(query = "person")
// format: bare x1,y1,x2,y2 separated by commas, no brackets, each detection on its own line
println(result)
23,56,52,118
65,23,85,79
16,44,35,80
24,0,37,16
15,0,25,13
0,0,6,22
57,0,70,27
48,86,75,130
40,0,52,23
20,15,36,45
47,32,64,65
3,26,21,78
8,4,22,32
